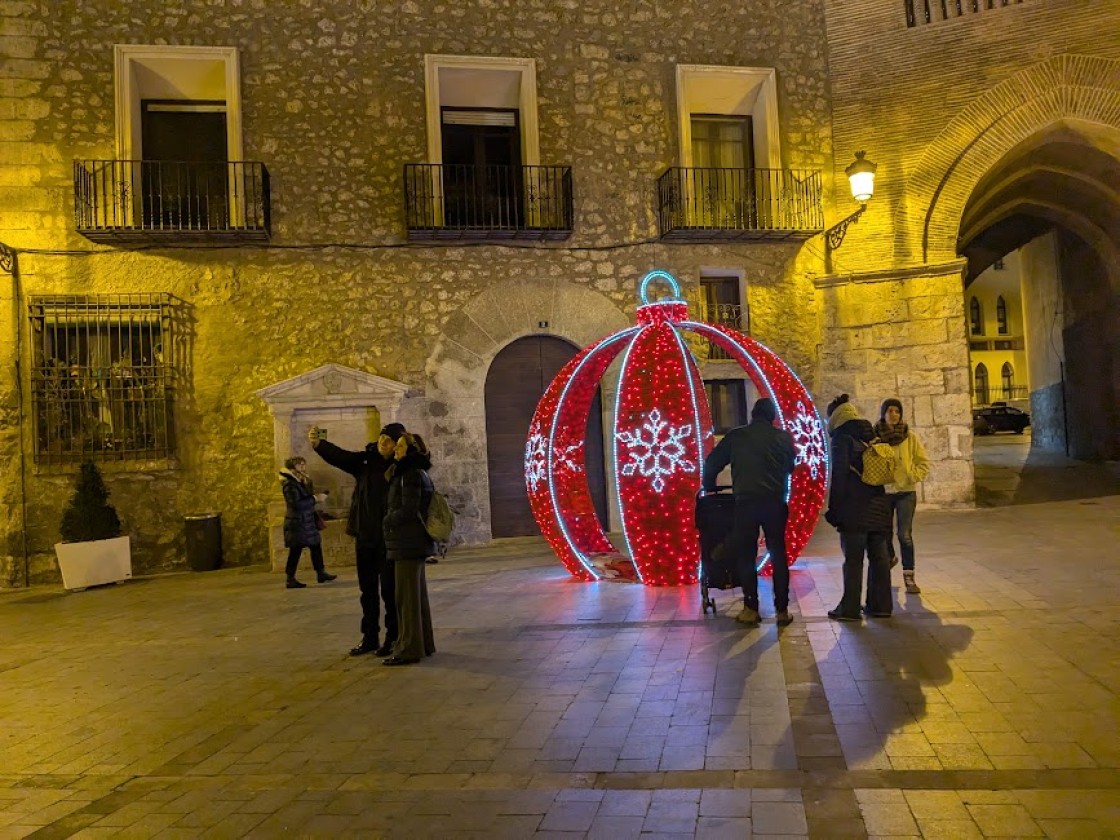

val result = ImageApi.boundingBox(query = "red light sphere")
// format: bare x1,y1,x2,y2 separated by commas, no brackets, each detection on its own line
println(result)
526,270,828,585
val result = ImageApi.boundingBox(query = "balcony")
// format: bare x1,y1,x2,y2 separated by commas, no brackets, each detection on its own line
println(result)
657,167,824,242
74,160,270,243
699,303,748,360
404,164,573,241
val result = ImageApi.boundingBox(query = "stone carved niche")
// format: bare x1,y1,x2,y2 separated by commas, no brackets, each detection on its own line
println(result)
256,364,411,571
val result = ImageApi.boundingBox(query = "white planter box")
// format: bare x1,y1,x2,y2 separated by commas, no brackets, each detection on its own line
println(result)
54,536,132,590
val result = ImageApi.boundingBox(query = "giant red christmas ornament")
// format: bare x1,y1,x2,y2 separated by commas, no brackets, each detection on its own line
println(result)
526,270,828,585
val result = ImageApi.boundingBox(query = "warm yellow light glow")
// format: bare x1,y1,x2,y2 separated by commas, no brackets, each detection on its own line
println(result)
845,151,877,203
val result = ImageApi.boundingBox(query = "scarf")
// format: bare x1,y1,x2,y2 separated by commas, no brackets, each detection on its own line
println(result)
828,401,860,431
874,421,909,446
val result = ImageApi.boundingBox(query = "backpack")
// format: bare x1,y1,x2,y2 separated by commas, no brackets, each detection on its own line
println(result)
419,471,455,542
855,439,898,486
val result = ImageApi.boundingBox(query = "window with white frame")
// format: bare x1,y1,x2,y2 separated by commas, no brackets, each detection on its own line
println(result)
417,55,550,229
675,65,780,171
111,45,247,229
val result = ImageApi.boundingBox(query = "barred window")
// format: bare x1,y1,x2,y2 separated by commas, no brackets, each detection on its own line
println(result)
30,294,177,465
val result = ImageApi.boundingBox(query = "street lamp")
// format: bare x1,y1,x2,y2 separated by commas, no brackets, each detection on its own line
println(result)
825,151,877,250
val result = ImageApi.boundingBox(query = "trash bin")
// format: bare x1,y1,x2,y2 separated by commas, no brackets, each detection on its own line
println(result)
184,512,223,571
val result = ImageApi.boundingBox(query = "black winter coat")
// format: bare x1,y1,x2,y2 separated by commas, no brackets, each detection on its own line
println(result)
281,470,321,549
311,439,394,541
825,419,892,533
383,452,437,562
702,418,796,500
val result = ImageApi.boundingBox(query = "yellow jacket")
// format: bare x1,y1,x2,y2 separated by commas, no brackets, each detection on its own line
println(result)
885,432,930,494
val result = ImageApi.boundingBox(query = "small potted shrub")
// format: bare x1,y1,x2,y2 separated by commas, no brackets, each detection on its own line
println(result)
54,461,132,590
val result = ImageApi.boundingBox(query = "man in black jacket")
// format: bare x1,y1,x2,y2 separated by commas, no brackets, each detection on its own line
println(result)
310,421,406,656
701,398,796,627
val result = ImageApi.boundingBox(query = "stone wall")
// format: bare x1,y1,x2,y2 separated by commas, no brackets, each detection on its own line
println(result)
0,0,836,585
816,263,974,506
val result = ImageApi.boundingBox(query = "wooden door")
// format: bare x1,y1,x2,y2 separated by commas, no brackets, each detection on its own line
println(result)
141,101,228,228
485,336,608,538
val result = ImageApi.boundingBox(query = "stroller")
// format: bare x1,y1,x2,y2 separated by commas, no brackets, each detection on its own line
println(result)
695,486,739,614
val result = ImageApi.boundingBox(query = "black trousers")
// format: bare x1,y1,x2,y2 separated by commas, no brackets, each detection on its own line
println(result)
355,537,397,646
836,531,892,617
285,543,324,578
722,497,790,612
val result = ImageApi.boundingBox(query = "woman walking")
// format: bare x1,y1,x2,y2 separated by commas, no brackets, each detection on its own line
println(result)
280,456,337,589
824,395,893,621
381,433,437,666
875,398,930,594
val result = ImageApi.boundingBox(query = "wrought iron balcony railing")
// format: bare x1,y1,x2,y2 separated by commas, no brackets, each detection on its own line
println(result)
74,159,270,243
657,167,824,241
699,303,748,360
404,163,573,240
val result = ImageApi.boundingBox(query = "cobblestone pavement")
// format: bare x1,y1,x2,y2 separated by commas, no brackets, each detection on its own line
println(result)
2,496,1119,838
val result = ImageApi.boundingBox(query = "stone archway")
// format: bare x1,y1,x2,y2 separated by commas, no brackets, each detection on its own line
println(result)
484,335,609,538
424,279,630,544
906,55,1120,461
902,54,1120,266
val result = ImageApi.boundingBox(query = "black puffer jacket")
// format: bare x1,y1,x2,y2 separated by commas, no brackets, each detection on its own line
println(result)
825,419,892,533
281,470,321,549
384,452,437,562
311,439,393,541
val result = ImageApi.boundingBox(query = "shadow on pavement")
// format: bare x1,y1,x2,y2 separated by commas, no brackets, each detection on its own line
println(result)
825,598,974,769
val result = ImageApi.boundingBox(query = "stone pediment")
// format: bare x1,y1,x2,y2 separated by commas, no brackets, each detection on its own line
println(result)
256,364,410,412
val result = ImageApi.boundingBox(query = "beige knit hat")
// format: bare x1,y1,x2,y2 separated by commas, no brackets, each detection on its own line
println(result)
827,399,860,431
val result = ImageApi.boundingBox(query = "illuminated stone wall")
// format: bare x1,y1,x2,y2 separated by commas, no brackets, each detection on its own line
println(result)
0,1,834,585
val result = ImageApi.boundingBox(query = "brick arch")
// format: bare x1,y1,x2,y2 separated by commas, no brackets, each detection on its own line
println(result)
906,54,1120,263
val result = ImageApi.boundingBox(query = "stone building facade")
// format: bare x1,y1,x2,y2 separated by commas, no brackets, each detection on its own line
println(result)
1,0,1117,586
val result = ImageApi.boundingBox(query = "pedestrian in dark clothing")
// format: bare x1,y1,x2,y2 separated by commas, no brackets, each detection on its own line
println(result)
279,456,336,589
310,422,406,656
382,432,437,666
702,397,797,627
823,394,893,621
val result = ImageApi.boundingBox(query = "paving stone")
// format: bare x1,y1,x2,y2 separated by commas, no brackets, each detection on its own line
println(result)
0,499,1118,837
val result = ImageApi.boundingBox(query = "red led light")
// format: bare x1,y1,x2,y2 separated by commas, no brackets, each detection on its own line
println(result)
526,270,828,585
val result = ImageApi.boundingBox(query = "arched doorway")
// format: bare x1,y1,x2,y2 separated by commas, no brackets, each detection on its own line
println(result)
958,121,1120,460
484,336,609,538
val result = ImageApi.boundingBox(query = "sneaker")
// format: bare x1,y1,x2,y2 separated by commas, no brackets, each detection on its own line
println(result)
286,577,306,589
827,608,860,622
317,572,337,583
775,610,793,627
862,606,892,618
904,572,921,594
735,606,761,626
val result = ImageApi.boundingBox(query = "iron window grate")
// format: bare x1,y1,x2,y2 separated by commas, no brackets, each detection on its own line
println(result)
29,294,178,466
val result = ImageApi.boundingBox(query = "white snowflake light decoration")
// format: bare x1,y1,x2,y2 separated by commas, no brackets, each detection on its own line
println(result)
788,400,826,479
554,441,583,474
616,408,696,492
524,431,548,491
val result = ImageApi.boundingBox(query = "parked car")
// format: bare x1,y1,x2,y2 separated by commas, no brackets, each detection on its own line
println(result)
972,403,1031,435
